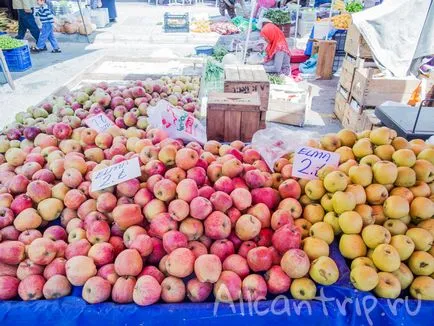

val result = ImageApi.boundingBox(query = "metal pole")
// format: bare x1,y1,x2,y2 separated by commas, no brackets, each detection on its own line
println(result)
293,0,300,47
242,0,256,64
77,0,91,43
325,0,334,40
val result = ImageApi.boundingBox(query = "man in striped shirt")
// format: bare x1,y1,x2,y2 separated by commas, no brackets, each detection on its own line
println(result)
31,0,61,53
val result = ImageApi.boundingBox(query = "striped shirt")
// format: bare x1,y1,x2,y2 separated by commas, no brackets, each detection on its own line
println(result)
35,4,54,24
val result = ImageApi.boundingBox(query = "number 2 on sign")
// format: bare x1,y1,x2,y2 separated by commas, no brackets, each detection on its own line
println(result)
292,146,340,180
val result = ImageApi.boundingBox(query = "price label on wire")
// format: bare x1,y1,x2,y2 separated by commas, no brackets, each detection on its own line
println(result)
91,157,141,192
85,113,115,133
292,146,340,180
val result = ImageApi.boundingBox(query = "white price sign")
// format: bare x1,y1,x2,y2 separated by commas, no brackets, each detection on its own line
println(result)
292,146,340,180
86,113,115,133
91,157,141,192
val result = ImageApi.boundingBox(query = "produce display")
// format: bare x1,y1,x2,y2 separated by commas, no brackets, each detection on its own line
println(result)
211,46,228,63
329,13,352,29
302,128,434,300
53,15,96,36
264,9,291,26
190,20,211,33
204,59,223,82
0,71,433,307
345,0,364,13
0,10,18,34
0,35,25,50
210,22,239,35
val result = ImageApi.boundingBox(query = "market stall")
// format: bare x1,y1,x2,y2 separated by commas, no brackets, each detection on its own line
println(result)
0,1,434,325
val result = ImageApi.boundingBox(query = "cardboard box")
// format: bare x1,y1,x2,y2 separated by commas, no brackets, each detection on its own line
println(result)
351,67,421,107
334,92,347,121
344,24,373,59
265,85,311,127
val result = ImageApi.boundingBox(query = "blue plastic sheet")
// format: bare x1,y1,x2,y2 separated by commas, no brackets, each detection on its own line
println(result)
1,242,433,325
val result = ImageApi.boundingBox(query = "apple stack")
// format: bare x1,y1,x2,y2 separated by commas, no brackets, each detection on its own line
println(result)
0,78,344,306
298,127,434,300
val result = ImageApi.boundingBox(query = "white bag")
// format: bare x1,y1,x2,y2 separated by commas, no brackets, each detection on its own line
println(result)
148,100,207,145
251,126,319,171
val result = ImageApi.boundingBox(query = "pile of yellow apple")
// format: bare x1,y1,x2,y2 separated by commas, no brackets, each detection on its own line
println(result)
293,127,434,300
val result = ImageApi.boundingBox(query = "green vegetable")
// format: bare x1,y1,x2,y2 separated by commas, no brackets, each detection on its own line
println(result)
0,35,25,50
268,74,285,85
264,10,291,25
205,59,223,82
212,46,228,63
345,1,364,13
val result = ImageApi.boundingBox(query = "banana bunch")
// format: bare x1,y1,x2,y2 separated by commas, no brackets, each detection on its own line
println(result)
0,10,18,33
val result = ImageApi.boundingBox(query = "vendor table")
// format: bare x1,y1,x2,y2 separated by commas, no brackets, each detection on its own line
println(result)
1,242,434,325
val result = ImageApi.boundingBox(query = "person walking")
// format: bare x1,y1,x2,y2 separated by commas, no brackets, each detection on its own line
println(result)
31,0,61,53
13,0,40,42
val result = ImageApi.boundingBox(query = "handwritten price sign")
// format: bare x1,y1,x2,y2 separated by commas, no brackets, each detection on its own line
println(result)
91,157,141,192
292,146,340,180
86,113,115,133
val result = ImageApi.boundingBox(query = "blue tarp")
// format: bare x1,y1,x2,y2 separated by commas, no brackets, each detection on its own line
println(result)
1,242,433,325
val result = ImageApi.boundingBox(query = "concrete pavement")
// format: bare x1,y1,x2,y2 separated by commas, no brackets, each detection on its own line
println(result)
0,2,341,134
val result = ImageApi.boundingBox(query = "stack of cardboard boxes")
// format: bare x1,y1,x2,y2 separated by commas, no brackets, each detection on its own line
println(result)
334,24,420,131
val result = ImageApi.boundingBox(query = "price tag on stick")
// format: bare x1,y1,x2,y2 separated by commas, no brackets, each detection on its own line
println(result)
85,113,115,133
292,146,340,180
91,157,141,192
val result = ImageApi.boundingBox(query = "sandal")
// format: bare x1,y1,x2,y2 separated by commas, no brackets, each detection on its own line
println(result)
52,49,62,53
30,46,43,53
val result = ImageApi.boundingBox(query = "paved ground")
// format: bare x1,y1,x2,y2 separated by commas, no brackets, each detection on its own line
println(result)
0,2,341,135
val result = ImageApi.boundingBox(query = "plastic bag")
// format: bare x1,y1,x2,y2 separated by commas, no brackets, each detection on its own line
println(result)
148,100,207,145
251,125,318,171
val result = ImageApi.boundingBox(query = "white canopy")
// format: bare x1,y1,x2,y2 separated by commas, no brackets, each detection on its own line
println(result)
352,0,434,77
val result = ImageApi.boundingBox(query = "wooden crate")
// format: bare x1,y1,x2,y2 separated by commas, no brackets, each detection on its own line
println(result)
339,54,378,93
341,104,362,131
351,67,421,107
360,109,382,131
334,91,347,121
224,65,270,112
265,85,311,127
344,24,373,59
206,92,263,142
316,40,337,80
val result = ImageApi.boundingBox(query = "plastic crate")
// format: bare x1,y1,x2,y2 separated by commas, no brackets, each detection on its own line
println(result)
332,29,347,53
164,13,189,33
333,51,345,73
1,44,32,72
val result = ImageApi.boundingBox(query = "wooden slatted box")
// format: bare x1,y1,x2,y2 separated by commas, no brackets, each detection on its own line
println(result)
351,67,421,107
224,65,270,112
207,92,263,142
344,24,373,59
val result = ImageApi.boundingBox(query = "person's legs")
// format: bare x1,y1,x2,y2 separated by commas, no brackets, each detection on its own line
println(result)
25,9,40,42
46,24,60,50
16,9,27,39
218,0,226,16
226,3,235,19
36,23,50,50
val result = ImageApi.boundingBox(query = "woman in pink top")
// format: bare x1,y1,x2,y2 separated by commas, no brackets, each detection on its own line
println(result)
254,0,276,17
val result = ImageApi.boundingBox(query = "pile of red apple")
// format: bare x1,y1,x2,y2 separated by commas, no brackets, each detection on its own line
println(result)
0,80,339,306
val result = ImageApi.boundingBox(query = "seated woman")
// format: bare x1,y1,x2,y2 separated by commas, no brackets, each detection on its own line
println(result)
260,23,291,75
